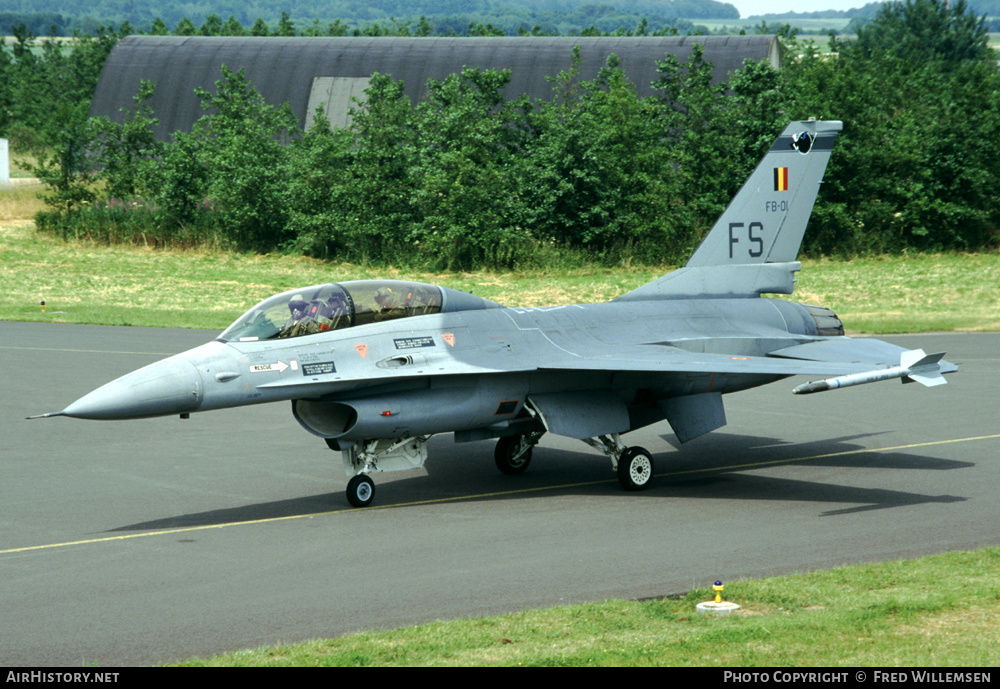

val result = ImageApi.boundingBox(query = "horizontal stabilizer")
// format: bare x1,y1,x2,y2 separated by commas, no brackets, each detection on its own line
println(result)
769,337,909,366
616,262,800,301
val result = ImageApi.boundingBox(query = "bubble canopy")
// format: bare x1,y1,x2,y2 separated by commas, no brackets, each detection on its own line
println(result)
218,280,502,343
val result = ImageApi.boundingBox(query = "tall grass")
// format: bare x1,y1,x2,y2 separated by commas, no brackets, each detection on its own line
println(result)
34,199,233,250
0,183,45,221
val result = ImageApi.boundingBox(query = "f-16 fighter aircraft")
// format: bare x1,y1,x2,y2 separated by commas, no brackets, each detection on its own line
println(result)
32,119,957,507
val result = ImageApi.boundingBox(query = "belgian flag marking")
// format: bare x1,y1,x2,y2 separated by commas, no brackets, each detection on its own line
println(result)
774,167,789,191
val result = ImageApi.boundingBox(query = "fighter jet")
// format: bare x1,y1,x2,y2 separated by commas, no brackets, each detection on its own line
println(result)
32,119,957,507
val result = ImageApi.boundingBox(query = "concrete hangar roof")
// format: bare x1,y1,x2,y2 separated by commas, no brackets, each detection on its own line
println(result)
90,35,780,139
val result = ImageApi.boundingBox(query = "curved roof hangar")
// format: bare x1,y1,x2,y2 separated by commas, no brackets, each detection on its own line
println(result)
90,35,780,138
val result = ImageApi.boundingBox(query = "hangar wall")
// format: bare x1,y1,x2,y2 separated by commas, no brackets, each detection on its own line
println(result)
90,35,780,139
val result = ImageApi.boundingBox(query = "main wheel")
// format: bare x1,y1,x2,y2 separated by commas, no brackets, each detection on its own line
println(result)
495,435,533,475
617,447,654,491
346,474,376,507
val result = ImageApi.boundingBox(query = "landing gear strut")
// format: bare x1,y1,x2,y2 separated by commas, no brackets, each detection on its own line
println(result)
334,436,430,508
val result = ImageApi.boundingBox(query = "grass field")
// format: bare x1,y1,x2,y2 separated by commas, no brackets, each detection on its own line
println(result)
2,206,998,333
177,547,1000,666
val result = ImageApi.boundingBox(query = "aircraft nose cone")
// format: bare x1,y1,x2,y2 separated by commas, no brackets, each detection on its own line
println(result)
62,356,205,420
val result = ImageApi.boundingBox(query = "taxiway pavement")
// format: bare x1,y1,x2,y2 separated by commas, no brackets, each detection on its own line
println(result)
3,323,998,665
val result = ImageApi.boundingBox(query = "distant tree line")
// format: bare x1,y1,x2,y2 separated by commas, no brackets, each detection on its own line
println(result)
2,0,739,39
7,0,1000,37
0,12,71,36
15,0,1000,269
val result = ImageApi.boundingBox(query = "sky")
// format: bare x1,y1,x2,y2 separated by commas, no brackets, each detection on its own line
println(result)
731,1,871,17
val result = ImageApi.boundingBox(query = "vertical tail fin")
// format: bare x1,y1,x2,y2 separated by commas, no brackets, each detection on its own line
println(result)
685,119,843,268
617,119,842,301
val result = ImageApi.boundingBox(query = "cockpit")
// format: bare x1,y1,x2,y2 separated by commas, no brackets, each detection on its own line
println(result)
218,280,502,343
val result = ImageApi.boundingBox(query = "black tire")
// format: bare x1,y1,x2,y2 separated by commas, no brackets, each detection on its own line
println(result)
495,435,533,475
346,474,376,507
617,447,654,491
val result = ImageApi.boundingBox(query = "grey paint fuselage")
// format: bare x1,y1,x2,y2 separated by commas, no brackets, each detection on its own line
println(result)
115,297,833,439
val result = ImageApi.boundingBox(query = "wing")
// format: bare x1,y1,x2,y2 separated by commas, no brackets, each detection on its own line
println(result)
533,337,916,378
528,337,955,443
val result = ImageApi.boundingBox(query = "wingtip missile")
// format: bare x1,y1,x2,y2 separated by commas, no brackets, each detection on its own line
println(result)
793,350,954,395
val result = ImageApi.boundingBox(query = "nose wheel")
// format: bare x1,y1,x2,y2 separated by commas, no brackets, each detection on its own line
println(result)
346,474,375,508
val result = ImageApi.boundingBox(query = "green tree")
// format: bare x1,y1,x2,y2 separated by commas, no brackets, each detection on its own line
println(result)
326,19,350,36
88,80,163,202
199,13,224,36
724,57,786,182
275,11,296,37
467,22,505,36
322,72,422,260
520,51,683,262
845,0,991,63
250,18,269,36
149,18,169,35
155,66,299,249
0,38,10,135
29,101,96,216
3,25,44,151
653,42,733,235
780,25,1000,255
173,17,197,36
284,112,362,258
414,16,433,36
3,23,123,153
409,67,531,267
301,19,326,37
222,16,246,36
206,66,297,248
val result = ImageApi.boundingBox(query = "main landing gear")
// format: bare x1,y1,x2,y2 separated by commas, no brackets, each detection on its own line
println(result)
494,432,543,475
334,431,655,508
616,446,655,491
496,432,655,492
584,434,655,492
